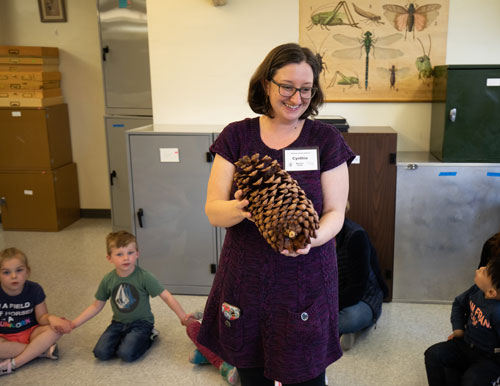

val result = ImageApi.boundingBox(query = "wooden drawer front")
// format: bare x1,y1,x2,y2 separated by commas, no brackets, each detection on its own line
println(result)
0,72,61,81
0,57,59,65
0,80,60,90
0,46,59,57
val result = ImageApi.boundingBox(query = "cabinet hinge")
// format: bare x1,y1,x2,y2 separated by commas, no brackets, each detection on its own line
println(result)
389,153,396,164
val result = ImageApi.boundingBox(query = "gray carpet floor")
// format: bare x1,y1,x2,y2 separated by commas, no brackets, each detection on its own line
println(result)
0,218,450,385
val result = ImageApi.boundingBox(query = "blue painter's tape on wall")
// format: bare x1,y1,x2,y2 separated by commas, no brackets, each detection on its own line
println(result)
487,172,500,177
438,172,457,176
112,124,125,127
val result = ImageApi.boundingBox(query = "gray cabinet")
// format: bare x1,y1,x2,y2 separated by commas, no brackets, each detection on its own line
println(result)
127,125,221,295
393,152,500,302
105,116,152,232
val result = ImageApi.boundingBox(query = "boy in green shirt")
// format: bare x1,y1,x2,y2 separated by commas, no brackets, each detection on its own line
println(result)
71,231,191,362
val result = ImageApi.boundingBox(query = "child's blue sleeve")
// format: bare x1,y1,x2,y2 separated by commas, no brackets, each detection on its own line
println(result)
451,285,473,331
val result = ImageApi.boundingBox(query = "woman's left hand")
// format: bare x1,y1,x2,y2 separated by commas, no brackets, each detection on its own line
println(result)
280,243,312,257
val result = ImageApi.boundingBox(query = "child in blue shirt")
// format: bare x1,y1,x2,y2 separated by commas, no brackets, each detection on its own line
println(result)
425,256,500,386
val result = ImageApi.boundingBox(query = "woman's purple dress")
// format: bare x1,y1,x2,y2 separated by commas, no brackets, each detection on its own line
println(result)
198,117,355,383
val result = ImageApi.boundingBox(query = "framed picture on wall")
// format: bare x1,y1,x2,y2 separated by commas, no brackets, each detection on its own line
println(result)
38,0,67,23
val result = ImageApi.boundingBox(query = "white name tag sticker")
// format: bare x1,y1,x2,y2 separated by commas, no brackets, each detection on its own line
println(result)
283,147,319,171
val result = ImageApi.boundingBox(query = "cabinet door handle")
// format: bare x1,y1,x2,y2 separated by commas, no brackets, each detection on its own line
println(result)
110,170,117,186
102,45,109,61
137,208,144,228
449,108,457,122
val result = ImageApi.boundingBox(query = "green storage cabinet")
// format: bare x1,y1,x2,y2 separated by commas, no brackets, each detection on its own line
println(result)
430,65,500,162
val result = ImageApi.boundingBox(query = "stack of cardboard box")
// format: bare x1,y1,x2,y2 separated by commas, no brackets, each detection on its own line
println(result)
0,46,63,107
0,45,80,231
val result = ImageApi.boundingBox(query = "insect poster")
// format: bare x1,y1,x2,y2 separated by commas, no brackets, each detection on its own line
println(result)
299,1,449,102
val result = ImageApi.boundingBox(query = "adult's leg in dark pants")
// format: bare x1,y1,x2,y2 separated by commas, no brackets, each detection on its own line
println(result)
424,339,467,386
238,367,274,386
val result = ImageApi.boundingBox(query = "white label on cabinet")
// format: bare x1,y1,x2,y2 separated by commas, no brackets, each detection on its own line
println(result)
11,111,21,117
160,148,180,163
352,155,361,164
487,78,500,87
24,190,33,195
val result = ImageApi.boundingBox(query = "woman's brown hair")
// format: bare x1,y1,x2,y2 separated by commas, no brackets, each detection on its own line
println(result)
248,43,324,120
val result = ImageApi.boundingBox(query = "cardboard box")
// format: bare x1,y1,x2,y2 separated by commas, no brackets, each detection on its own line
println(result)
0,72,61,81
0,96,64,107
0,163,80,231
0,80,60,90
0,46,59,57
0,104,72,170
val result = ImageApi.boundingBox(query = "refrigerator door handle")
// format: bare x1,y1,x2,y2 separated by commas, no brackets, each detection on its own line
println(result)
449,108,457,122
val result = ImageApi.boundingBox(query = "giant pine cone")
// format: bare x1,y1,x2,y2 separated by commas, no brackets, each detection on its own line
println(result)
234,153,320,253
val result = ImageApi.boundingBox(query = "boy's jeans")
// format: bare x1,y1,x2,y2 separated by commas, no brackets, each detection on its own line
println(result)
93,319,154,362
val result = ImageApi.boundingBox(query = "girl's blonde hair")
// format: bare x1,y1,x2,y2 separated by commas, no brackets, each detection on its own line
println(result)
0,247,31,273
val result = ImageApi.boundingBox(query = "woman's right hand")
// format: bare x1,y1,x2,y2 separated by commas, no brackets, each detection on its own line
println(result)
234,189,252,221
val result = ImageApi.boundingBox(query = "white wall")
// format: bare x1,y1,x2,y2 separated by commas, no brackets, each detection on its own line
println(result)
148,0,500,151
1,0,109,209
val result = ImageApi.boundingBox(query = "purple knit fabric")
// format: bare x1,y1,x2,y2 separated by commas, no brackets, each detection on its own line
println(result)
198,117,355,384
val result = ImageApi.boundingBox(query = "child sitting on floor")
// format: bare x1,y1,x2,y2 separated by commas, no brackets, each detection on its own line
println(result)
70,231,192,362
0,247,71,376
425,256,500,386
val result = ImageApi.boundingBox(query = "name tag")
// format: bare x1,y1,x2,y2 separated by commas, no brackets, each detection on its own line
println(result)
283,147,319,171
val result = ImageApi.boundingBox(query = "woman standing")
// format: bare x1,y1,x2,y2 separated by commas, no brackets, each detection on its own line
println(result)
198,43,355,386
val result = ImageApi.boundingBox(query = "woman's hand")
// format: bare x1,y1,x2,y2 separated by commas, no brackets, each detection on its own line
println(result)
234,189,252,221
280,242,313,257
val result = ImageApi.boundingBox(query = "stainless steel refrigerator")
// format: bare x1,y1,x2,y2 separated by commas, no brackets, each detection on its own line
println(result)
98,0,153,231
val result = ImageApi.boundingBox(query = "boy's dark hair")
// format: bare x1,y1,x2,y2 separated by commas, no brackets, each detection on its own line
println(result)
487,232,500,259
486,256,500,290
106,231,137,255
248,43,324,120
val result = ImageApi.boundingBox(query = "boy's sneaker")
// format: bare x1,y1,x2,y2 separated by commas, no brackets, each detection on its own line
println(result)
220,362,239,385
0,358,14,376
40,343,59,360
340,333,355,351
189,349,209,365
150,328,159,341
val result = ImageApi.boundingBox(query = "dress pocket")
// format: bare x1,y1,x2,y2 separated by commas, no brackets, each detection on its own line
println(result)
285,298,325,348
218,303,244,351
